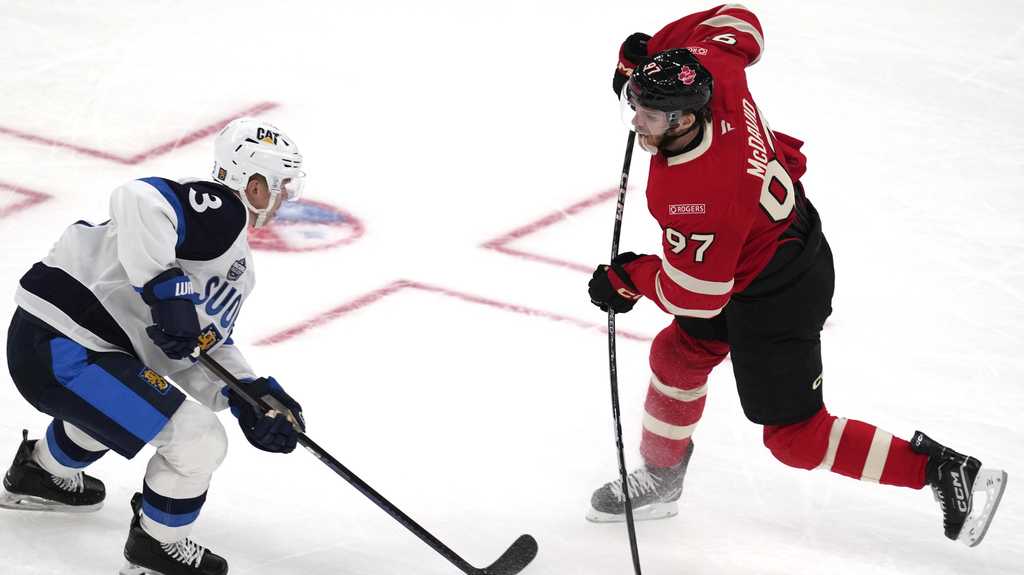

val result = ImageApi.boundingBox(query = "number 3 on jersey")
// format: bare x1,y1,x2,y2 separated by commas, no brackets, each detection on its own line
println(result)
189,188,222,213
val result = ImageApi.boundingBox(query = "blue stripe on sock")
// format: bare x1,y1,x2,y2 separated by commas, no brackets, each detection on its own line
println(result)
142,500,202,528
45,422,89,469
45,421,105,468
142,483,207,528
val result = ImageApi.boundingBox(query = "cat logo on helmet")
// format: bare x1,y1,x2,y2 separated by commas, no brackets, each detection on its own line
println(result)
197,324,223,352
139,368,170,395
256,127,279,145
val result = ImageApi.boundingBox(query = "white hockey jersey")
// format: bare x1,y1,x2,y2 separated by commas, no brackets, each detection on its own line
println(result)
15,177,259,411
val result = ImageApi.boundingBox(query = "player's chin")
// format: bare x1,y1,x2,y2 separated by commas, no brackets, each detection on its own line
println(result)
638,133,663,154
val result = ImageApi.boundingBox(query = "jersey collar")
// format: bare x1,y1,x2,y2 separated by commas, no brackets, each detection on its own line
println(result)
664,120,714,166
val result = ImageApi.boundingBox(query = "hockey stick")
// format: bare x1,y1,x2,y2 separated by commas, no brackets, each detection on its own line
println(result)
606,130,643,575
196,351,537,575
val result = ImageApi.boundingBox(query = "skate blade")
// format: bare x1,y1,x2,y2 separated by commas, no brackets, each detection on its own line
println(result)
0,488,102,513
958,468,1008,547
586,501,678,523
119,563,163,575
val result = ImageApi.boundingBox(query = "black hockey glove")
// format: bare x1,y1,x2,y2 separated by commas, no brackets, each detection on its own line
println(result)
613,32,651,96
589,252,644,314
140,268,201,360
223,377,305,453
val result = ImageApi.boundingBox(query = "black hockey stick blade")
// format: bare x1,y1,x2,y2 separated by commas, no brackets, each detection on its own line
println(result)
478,534,538,575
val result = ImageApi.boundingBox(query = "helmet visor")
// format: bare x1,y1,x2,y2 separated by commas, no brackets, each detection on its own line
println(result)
268,171,306,202
619,83,676,137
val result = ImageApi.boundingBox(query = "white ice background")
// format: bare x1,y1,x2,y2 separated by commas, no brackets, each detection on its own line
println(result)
0,1,1021,574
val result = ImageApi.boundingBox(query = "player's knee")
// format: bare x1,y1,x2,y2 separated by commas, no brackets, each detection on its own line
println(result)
763,407,833,470
649,323,729,389
159,401,228,476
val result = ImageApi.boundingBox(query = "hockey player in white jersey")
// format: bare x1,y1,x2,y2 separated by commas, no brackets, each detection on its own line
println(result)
2,117,307,575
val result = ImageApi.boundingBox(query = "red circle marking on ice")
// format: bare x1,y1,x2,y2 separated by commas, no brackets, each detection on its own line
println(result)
248,199,364,253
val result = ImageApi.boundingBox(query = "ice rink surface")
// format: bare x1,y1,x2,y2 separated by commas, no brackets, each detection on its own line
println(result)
1,1,1022,573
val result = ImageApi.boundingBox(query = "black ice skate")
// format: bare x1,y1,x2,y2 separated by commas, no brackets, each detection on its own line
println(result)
587,440,694,523
121,492,227,575
911,431,1008,547
0,429,105,512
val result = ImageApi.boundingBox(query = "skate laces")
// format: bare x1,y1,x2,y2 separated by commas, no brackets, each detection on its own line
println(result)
50,472,84,493
608,468,660,502
161,538,206,567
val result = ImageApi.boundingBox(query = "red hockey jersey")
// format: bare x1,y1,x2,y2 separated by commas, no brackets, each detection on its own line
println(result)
622,4,808,318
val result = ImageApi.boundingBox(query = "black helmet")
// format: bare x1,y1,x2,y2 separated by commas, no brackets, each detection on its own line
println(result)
627,48,713,114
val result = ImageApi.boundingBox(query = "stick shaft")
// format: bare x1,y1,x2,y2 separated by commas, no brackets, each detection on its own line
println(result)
197,352,484,574
607,131,642,575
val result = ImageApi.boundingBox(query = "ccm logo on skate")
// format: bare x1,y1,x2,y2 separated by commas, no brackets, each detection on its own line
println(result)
139,369,170,395
952,471,969,512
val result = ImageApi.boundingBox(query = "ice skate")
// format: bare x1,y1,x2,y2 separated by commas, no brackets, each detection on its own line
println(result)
0,429,104,512
587,441,694,523
911,431,1008,547
121,492,228,575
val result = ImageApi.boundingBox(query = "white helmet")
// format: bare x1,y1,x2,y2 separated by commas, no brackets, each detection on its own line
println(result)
211,117,305,227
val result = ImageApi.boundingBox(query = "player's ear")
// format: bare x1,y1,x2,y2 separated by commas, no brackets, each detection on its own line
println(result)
244,174,266,204
675,112,697,134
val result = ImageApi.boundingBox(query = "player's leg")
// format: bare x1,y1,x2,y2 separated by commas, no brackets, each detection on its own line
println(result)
727,228,923,485
762,407,927,488
640,319,729,467
2,309,115,511
733,231,1006,544
122,400,229,575
588,319,729,522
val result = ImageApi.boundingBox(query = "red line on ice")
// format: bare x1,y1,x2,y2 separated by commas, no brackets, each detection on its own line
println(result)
481,188,621,273
0,181,52,219
0,102,278,165
254,279,649,346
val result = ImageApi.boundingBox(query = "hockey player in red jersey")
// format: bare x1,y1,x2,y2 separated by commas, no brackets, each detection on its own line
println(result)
586,4,1006,546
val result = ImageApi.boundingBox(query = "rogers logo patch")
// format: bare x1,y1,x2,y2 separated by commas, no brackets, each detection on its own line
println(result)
686,46,709,56
669,203,705,215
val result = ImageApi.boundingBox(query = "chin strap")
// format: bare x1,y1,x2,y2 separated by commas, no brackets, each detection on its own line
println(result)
237,189,280,228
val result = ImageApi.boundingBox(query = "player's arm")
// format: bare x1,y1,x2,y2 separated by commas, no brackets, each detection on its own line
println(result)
109,177,200,359
621,231,741,318
591,211,747,318
174,339,304,454
108,177,183,285
171,337,257,411
613,5,764,96
648,4,765,67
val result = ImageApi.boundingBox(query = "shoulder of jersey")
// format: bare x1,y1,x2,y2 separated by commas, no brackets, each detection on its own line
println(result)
137,176,248,261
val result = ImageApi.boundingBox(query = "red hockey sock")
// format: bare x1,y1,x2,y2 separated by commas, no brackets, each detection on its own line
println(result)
639,322,729,467
763,407,928,489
